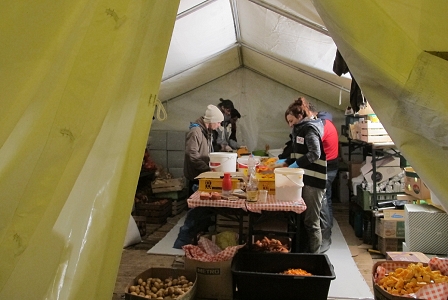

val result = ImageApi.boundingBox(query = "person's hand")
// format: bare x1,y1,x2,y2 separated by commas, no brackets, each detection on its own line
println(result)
288,161,299,168
273,159,288,168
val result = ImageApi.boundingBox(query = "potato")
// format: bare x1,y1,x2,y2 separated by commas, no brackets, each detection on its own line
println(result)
167,286,174,295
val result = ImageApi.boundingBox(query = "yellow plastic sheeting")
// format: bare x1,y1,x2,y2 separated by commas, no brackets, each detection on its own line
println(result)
314,0,448,210
0,1,179,299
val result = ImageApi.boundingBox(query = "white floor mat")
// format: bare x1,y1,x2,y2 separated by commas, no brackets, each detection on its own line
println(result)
326,220,373,299
147,214,186,256
148,214,374,299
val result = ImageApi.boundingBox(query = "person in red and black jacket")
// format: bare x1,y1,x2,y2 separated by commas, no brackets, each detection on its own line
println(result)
309,103,339,253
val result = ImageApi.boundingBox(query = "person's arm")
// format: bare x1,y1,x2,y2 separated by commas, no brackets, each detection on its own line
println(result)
228,139,239,150
297,129,321,167
229,120,237,142
215,125,227,151
185,128,210,173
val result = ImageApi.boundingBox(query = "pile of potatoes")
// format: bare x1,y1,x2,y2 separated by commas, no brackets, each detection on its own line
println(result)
128,275,194,299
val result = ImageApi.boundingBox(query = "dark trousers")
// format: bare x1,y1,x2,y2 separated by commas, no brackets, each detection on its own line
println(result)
320,168,338,253
173,207,215,249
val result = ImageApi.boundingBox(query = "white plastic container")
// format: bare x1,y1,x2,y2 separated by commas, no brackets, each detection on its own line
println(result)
274,168,305,201
209,152,237,172
237,156,260,175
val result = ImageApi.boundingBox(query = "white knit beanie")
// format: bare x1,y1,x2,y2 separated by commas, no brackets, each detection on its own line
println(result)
204,104,224,123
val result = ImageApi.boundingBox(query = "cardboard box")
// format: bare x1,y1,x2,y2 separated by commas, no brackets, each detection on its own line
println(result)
185,257,233,300
383,209,405,220
377,236,404,254
405,204,448,255
375,218,405,238
396,194,419,202
386,252,430,263
404,167,431,199
361,156,402,185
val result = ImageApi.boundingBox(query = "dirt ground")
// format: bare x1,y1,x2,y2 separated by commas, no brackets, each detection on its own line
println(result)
111,202,384,299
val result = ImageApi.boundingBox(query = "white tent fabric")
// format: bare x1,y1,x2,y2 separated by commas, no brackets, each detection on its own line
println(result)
1,0,448,299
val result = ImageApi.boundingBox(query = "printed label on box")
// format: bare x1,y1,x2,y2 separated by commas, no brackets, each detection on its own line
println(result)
383,210,405,220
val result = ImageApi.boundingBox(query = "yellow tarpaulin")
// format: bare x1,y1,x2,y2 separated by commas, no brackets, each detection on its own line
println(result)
0,1,179,299
314,0,448,211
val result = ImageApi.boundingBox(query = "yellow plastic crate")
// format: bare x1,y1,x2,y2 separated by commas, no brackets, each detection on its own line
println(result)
256,173,275,195
198,178,240,192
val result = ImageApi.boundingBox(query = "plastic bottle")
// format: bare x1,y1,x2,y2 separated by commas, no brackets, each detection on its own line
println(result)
248,154,256,177
246,154,258,201
222,172,232,197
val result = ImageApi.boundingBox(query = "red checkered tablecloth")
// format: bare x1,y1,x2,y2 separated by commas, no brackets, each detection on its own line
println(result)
187,191,306,214
187,191,247,210
245,194,306,214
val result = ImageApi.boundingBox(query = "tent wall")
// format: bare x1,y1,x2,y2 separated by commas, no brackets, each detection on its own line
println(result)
153,68,345,152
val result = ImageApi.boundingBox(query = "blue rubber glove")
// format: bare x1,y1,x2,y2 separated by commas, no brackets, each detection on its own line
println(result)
276,159,286,164
288,161,299,168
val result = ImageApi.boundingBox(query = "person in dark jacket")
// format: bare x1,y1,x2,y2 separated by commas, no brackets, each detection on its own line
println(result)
216,108,241,151
213,98,235,151
279,97,327,253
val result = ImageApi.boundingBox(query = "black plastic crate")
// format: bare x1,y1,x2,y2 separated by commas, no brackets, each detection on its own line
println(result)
231,251,336,300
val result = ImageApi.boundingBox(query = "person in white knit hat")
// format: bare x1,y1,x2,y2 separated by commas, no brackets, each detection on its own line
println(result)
174,105,224,249
183,104,224,192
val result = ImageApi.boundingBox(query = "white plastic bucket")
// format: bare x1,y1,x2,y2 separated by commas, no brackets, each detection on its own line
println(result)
274,168,305,202
209,152,237,172
237,156,260,175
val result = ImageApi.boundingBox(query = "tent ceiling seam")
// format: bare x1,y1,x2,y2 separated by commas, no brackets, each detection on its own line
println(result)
161,66,244,104
230,0,244,66
248,0,329,36
161,42,349,100
242,42,350,92
176,0,218,20
161,43,240,82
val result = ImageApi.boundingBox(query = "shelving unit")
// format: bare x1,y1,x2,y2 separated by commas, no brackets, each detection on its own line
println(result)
347,138,407,249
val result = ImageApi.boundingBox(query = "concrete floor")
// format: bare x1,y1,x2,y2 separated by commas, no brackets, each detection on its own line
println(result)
112,201,384,299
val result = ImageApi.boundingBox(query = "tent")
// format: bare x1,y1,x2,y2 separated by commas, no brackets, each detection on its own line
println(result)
1,0,447,299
